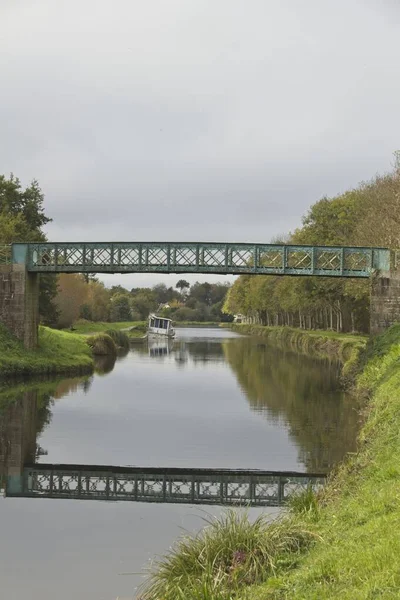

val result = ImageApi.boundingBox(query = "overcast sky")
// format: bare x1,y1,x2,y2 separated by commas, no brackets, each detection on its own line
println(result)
1,0,399,288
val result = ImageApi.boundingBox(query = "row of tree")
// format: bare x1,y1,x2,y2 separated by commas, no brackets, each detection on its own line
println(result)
223,155,400,333
56,276,233,328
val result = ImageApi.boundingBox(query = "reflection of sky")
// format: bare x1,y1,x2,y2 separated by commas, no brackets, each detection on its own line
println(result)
0,496,279,599
37,328,300,470
1,327,287,599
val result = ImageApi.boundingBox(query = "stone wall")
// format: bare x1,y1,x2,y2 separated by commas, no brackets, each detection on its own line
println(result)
0,264,39,348
370,268,400,335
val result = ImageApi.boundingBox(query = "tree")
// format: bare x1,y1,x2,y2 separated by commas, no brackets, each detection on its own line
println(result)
55,274,88,328
176,279,190,293
81,280,110,321
0,174,58,324
110,293,132,322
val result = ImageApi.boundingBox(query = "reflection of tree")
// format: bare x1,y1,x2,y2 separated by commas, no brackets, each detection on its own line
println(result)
0,374,93,476
94,354,116,375
223,338,360,473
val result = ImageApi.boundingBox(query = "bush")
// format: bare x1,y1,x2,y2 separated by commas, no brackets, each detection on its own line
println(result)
104,329,130,349
86,334,117,356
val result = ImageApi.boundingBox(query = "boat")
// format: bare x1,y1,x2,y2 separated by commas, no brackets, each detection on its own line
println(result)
147,314,175,338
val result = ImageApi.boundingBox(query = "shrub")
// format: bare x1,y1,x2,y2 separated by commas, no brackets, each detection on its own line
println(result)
86,334,117,356
104,329,130,349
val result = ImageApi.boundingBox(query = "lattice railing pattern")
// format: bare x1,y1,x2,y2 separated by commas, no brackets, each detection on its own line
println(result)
8,466,325,506
19,242,388,277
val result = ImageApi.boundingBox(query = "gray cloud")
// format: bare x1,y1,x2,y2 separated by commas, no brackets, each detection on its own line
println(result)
1,0,399,287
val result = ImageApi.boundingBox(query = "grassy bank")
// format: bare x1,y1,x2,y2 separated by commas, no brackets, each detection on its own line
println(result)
69,319,146,335
142,324,400,599
0,324,94,376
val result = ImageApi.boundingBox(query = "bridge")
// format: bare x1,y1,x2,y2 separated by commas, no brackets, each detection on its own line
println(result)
11,242,390,276
0,390,325,507
4,464,325,507
0,241,397,348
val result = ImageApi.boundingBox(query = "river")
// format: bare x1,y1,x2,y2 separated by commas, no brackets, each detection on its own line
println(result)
0,327,359,600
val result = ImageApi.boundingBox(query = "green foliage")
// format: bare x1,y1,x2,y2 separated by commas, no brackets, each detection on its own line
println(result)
0,174,50,230
141,510,315,600
109,292,132,322
104,328,130,349
226,160,400,333
176,279,190,291
86,333,117,356
0,324,93,376
0,174,58,323
71,319,144,334
234,325,400,599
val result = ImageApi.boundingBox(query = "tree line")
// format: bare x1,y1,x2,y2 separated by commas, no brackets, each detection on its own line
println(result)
3,157,400,334
223,155,400,333
56,276,233,327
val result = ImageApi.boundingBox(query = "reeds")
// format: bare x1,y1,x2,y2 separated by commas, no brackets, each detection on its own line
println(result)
140,510,315,600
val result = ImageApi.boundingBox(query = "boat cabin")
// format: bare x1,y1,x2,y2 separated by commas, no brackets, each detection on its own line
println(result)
148,314,175,337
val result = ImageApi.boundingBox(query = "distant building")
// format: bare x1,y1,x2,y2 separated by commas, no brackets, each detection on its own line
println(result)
233,313,245,323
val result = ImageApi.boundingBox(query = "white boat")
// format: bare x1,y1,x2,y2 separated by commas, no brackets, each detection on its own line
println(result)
147,314,175,338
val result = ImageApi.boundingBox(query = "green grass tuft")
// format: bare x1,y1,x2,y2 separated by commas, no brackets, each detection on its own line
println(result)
140,510,316,600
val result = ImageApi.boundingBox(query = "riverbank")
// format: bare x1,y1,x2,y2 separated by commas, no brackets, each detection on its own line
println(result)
0,324,93,377
68,319,146,336
142,324,400,599
174,321,222,327
228,324,367,383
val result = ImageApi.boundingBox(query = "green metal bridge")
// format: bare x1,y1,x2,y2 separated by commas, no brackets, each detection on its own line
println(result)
4,464,325,507
11,242,390,277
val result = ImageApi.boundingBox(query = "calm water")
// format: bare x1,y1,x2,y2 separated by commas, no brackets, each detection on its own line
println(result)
0,328,359,599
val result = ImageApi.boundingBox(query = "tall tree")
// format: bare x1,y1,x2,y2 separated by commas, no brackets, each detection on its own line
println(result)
0,174,58,324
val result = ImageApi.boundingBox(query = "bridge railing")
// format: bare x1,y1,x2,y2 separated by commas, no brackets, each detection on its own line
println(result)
11,242,391,277
5,465,326,507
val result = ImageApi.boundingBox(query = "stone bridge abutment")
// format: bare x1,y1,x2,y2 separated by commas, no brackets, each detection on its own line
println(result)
0,264,39,349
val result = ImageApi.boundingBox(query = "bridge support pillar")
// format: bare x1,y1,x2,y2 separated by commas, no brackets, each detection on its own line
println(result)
370,265,400,335
0,264,39,348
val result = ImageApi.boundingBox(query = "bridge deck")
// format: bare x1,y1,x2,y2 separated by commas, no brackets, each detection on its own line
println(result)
5,464,326,507
10,242,390,277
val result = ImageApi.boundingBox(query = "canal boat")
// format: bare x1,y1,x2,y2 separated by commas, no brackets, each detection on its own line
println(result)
147,314,175,338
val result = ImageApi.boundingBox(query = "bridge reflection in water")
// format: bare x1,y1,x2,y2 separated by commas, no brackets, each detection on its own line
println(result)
4,464,325,507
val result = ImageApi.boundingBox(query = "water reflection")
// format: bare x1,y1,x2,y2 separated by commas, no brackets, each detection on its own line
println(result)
0,332,359,485
0,329,360,600
223,338,359,472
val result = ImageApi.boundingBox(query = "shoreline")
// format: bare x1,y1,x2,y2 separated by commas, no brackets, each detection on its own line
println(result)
142,324,400,599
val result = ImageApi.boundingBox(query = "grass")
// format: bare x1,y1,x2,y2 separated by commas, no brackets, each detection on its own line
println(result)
69,319,146,335
104,328,130,349
141,323,400,600
86,333,117,356
140,511,316,600
0,323,94,376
